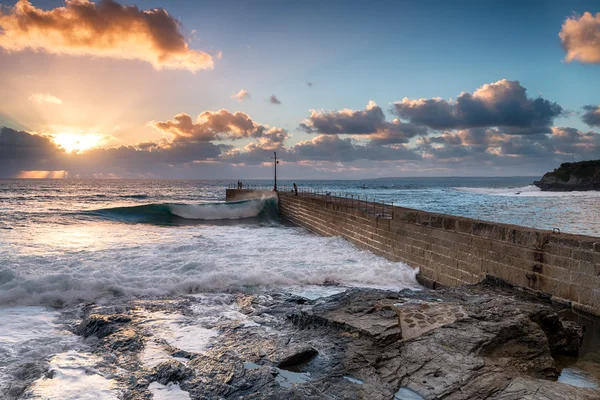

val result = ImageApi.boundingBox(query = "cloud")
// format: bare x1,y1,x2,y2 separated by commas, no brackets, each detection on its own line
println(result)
0,127,64,175
151,109,273,142
582,105,600,127
28,93,63,105
299,101,426,144
222,128,291,164
368,119,428,145
560,12,600,64
416,125,600,164
547,127,600,156
292,134,419,162
306,82,313,87
300,101,384,134
391,80,562,133
232,89,250,102
0,0,213,72
269,95,282,105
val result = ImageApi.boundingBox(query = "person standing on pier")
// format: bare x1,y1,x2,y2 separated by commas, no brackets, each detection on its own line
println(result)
293,183,298,196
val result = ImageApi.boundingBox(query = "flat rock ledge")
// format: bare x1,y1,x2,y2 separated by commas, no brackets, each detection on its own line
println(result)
26,282,600,400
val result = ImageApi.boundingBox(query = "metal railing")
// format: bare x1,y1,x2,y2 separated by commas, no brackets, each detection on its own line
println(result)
277,186,395,219
225,185,396,219
226,183,276,190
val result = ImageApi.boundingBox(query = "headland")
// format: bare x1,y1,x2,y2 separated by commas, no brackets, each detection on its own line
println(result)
534,160,600,191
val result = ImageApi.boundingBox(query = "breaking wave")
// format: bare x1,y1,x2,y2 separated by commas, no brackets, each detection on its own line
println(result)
0,230,420,307
84,197,279,224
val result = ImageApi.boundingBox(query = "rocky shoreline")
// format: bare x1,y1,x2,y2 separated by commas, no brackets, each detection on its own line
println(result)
13,281,600,399
534,160,600,191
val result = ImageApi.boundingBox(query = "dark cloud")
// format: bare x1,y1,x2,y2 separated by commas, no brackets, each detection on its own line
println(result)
292,134,419,162
560,12,600,64
582,105,600,127
1,109,292,176
306,82,313,87
221,128,290,165
391,80,562,133
269,95,282,105
0,127,64,175
300,101,426,144
300,101,384,134
369,119,428,145
0,0,213,71
417,126,600,164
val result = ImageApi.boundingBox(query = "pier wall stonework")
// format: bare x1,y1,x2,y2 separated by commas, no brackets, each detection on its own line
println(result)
276,192,600,316
225,189,274,201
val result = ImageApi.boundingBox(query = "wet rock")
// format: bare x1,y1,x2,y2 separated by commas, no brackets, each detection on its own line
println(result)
290,290,403,344
395,301,467,340
76,313,132,338
531,311,583,356
109,328,144,352
153,360,190,385
276,345,318,369
69,284,598,400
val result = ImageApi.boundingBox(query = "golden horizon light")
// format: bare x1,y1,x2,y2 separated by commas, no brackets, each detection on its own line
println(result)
51,132,105,154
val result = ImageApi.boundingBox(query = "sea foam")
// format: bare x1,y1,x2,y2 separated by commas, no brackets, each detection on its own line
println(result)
0,225,419,307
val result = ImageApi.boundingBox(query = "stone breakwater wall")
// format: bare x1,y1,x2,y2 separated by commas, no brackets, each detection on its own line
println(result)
225,189,275,201
274,191,600,316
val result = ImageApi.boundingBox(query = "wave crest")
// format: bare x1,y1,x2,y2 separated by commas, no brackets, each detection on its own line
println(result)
85,197,279,224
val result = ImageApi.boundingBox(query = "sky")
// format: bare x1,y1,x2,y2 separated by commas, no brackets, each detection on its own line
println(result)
1,0,600,179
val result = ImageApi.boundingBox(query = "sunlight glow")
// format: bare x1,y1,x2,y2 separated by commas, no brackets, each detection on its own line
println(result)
18,170,67,179
52,133,104,153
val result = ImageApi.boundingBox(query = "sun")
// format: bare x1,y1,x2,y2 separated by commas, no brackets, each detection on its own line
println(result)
52,133,105,153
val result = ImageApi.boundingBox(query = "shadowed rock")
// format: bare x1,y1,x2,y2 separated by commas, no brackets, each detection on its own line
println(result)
63,283,599,399
277,346,318,369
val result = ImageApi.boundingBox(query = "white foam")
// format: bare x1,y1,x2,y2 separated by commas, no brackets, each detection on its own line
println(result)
149,382,191,400
170,197,276,220
141,339,180,369
221,310,261,327
455,185,600,197
0,306,78,395
285,286,347,300
140,311,218,354
0,225,420,307
26,351,118,400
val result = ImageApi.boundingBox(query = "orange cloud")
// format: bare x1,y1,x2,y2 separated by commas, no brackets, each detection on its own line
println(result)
560,12,600,64
151,109,274,142
0,0,213,72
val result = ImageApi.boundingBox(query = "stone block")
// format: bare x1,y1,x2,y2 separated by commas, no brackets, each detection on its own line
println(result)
456,220,473,234
571,271,600,289
543,264,571,283
546,254,582,271
443,217,457,231
471,222,496,239
470,236,491,251
540,277,572,301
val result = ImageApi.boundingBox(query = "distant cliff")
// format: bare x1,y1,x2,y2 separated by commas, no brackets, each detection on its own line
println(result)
534,160,600,191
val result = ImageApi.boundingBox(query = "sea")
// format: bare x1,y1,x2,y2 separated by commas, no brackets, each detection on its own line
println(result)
1,176,600,398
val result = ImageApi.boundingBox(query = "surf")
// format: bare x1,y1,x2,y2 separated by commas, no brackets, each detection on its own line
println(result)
84,197,279,224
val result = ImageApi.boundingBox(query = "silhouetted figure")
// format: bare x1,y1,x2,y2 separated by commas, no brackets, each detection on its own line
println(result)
293,183,298,196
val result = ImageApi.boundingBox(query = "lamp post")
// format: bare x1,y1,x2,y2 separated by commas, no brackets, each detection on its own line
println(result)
271,151,279,191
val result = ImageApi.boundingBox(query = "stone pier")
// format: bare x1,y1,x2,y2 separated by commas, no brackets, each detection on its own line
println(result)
234,189,599,317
